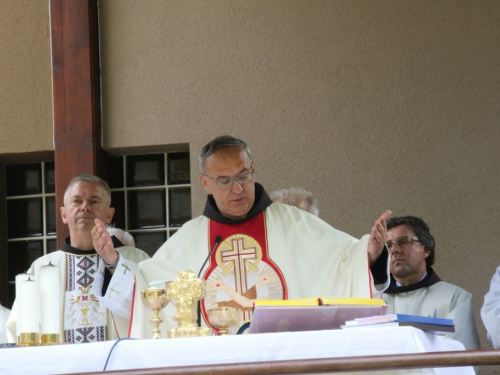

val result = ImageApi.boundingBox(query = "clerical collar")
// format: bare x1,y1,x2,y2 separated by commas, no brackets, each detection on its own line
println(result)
385,267,441,294
202,183,273,224
62,236,125,255
395,272,427,287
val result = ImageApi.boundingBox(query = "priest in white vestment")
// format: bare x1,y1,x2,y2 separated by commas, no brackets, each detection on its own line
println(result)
270,187,319,217
92,135,391,338
481,263,500,349
6,175,150,344
379,216,480,354
0,304,10,343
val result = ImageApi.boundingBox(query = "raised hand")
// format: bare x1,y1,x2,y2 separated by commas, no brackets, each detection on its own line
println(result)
367,210,391,263
91,218,118,266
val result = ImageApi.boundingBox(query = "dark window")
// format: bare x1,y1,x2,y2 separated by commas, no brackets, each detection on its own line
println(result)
108,152,191,255
5,161,56,307
4,153,192,307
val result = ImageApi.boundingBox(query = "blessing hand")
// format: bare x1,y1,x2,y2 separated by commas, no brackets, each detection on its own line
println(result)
91,218,118,266
367,210,391,264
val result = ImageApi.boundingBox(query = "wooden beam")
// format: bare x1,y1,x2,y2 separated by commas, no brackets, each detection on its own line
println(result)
65,349,500,374
50,0,106,247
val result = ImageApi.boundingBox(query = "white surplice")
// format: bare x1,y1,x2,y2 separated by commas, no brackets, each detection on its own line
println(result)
95,202,389,339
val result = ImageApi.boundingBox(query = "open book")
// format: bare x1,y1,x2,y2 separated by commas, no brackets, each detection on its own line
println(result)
248,298,388,334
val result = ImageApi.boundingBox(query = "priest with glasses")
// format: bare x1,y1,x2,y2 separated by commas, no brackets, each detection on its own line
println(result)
380,215,480,353
92,135,392,338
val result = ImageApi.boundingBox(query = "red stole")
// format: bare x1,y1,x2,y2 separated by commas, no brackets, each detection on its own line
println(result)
201,212,287,330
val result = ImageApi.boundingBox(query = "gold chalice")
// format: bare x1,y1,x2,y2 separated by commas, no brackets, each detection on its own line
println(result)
207,307,239,335
141,288,169,339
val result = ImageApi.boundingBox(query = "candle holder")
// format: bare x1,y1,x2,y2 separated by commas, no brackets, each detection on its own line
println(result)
141,288,169,339
19,333,39,347
41,334,60,345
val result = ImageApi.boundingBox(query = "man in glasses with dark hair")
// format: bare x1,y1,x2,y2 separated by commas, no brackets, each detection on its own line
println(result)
381,216,480,352
93,135,392,338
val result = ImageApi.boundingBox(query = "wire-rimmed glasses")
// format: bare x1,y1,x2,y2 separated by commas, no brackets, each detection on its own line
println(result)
386,236,420,250
203,167,254,190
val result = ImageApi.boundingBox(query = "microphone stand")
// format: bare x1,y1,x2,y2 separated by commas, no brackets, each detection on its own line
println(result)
197,235,222,327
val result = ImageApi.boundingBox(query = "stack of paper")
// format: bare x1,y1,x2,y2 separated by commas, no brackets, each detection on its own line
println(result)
249,298,388,334
342,313,455,333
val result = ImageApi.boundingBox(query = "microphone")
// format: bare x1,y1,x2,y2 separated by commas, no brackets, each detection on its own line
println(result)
197,235,223,327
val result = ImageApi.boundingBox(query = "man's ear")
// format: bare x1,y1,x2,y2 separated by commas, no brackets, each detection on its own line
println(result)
422,248,430,259
106,207,115,224
200,174,211,194
60,206,68,224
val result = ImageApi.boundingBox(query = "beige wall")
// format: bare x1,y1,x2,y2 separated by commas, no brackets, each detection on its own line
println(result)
98,0,500,358
0,0,53,158
2,0,500,368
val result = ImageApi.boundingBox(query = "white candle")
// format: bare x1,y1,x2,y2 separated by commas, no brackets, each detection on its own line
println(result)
40,263,60,337
18,278,40,334
15,273,33,337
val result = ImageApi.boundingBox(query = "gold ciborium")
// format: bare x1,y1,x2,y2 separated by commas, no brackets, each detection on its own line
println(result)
207,307,239,335
141,288,169,339
167,270,212,338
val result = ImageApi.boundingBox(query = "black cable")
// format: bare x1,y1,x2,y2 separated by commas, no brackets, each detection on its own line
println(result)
197,235,223,327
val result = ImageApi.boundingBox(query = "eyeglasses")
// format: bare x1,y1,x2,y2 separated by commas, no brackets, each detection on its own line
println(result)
203,167,255,190
386,236,420,250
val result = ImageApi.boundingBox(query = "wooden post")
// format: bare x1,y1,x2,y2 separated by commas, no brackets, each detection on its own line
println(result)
50,0,106,247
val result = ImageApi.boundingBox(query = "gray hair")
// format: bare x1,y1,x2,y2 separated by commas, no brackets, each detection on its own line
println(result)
64,174,112,204
270,187,319,217
199,135,253,173
106,225,136,247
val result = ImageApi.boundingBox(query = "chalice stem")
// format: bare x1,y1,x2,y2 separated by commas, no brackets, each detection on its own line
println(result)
151,309,163,339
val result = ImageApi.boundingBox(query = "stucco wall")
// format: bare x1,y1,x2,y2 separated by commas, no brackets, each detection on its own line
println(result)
0,1,53,156
1,0,500,368
99,0,500,359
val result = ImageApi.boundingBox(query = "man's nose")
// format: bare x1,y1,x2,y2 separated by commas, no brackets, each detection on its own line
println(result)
388,244,400,255
80,200,91,211
230,179,243,193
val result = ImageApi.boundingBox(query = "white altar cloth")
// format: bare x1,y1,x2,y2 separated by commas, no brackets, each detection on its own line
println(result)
0,327,474,375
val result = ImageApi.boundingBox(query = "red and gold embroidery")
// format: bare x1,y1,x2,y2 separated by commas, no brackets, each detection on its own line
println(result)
202,213,287,329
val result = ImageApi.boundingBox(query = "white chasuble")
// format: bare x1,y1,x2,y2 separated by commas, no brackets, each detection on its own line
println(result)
121,203,377,339
7,251,109,343
7,244,150,344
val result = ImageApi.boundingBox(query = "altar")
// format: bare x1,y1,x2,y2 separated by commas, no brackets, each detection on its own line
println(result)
0,326,474,374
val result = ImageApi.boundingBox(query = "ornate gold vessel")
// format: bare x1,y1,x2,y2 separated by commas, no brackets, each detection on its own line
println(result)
167,270,212,338
207,307,240,335
141,288,169,339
